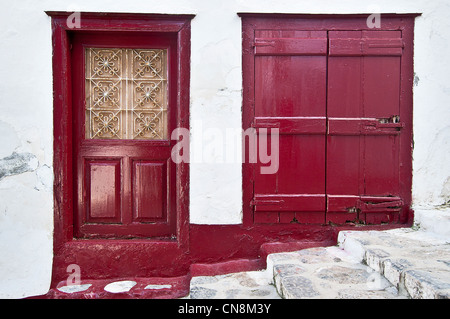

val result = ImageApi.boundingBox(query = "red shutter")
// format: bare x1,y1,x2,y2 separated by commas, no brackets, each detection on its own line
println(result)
243,16,414,227
252,30,327,224
326,30,404,224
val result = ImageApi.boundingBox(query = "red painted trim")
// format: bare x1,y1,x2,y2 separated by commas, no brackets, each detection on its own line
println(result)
398,18,415,224
241,18,256,227
51,17,74,250
48,12,193,285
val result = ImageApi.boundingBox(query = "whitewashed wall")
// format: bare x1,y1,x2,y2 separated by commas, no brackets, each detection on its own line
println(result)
0,0,448,298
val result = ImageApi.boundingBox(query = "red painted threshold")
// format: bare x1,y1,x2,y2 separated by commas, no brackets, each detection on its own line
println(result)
33,240,337,299
31,275,191,299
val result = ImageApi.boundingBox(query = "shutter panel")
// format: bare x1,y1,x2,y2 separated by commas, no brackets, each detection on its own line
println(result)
253,30,327,224
255,38,327,56
326,30,404,224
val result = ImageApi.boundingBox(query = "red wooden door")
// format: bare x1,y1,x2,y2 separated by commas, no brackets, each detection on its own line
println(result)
326,30,405,224
71,32,178,238
252,30,328,224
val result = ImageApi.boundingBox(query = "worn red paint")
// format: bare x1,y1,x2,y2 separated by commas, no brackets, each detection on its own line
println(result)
327,29,407,224
37,275,191,299
47,12,416,293
241,14,416,227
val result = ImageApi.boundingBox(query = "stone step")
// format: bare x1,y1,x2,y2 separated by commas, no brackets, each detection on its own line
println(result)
268,246,403,299
338,228,450,299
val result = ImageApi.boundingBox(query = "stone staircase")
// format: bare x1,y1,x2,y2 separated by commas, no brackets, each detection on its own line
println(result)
188,207,450,299
269,228,450,299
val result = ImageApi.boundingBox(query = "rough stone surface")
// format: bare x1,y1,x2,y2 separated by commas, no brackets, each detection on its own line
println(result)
189,286,218,299
269,246,402,299
279,275,319,299
338,228,450,299
187,271,281,299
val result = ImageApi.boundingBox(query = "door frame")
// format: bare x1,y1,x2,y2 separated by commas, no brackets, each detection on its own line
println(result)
240,13,417,226
48,12,193,282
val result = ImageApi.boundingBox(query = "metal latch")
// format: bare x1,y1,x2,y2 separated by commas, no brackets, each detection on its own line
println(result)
362,115,404,133
357,196,403,212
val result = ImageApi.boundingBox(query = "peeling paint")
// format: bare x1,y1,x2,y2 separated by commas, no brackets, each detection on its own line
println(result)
0,152,38,181
413,73,420,86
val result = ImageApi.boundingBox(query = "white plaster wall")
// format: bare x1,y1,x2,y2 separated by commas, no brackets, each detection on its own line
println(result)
0,0,449,298
0,1,54,298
